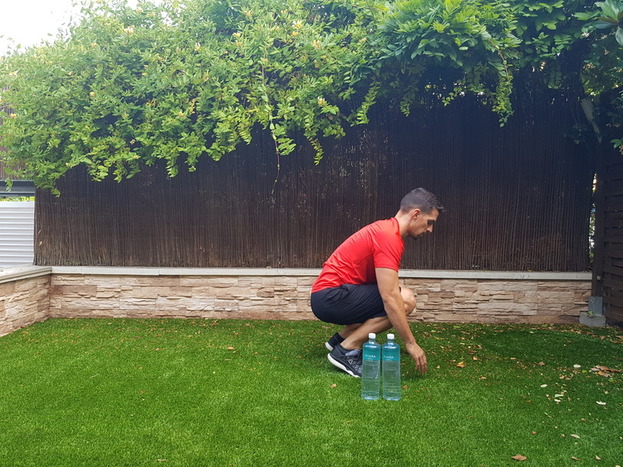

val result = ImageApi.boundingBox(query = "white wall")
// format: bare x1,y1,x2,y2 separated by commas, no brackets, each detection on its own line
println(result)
0,200,34,268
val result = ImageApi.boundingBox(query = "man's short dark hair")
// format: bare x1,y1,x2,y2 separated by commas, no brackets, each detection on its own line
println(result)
400,188,444,214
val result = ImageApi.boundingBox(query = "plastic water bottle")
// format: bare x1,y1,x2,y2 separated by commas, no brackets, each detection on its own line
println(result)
382,333,401,401
361,332,381,400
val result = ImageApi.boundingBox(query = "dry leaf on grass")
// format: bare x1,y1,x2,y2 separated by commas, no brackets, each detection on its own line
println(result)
512,454,527,461
591,365,622,375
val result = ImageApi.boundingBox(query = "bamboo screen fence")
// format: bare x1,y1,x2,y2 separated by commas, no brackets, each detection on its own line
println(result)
34,93,594,271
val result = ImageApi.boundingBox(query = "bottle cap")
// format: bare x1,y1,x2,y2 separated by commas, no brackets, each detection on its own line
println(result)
369,332,376,339
387,333,395,340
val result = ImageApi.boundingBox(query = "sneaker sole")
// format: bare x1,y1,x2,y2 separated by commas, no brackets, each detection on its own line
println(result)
325,342,333,351
327,353,361,378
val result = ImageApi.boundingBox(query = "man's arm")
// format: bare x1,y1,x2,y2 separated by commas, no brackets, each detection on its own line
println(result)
376,267,427,374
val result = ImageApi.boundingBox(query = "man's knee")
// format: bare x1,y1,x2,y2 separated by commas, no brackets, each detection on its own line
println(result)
401,288,416,315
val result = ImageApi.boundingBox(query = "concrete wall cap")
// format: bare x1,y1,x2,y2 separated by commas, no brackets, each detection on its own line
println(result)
0,266,52,284
49,266,591,281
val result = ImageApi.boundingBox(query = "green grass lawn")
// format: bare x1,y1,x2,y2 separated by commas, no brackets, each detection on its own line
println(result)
0,319,621,466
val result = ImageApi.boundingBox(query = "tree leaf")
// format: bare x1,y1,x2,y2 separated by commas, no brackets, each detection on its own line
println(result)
574,12,598,20
596,0,617,19
512,454,527,461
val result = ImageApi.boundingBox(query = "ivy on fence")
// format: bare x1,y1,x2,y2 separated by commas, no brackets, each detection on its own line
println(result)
0,0,621,193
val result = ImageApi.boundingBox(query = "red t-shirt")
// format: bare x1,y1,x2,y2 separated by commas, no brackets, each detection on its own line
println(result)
311,218,404,293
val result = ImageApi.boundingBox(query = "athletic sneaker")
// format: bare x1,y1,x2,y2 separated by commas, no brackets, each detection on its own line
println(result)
325,332,345,351
327,343,362,378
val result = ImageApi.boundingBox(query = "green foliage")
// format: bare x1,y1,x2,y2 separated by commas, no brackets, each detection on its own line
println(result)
513,0,583,60
577,0,623,94
376,0,595,121
0,0,621,190
578,0,623,46
0,0,380,191
377,0,520,121
0,196,34,202
576,0,623,153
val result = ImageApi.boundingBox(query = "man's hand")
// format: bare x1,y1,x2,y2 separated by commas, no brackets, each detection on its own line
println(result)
405,341,427,375
375,267,427,375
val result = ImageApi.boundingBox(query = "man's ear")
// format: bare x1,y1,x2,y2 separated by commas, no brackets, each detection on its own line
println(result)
411,208,422,219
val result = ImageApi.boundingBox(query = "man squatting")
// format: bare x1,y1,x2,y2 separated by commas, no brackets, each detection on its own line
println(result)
310,188,444,377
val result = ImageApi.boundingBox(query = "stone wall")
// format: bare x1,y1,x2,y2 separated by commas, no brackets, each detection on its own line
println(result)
407,278,590,324
0,268,51,337
0,267,592,338
47,268,591,325
49,272,315,321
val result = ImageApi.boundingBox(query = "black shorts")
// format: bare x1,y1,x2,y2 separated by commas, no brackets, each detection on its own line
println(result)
311,284,387,325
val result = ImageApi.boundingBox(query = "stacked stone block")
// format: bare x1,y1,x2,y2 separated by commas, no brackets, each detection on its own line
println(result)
0,275,50,337
406,279,590,324
0,268,592,338
48,271,590,324
49,273,318,321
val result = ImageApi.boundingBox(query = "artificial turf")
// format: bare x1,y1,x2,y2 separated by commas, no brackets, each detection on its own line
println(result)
0,318,621,466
